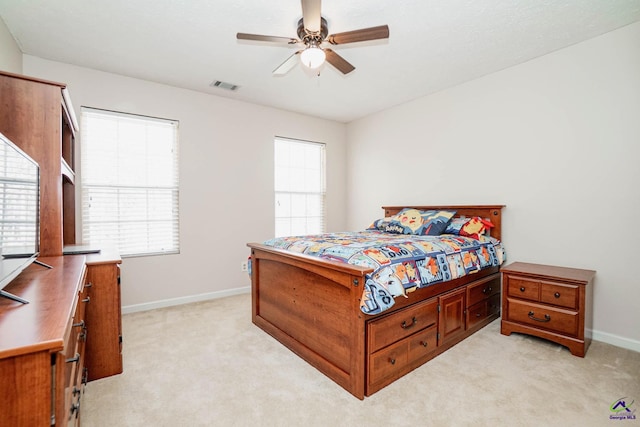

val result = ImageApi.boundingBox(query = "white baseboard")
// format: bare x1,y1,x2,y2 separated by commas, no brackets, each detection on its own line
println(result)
122,286,251,315
591,329,640,353
122,292,640,354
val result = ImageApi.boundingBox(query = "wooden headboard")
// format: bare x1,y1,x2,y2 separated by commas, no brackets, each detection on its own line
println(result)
382,205,505,241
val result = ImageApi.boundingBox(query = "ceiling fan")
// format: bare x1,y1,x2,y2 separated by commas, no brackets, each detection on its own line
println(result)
236,0,389,75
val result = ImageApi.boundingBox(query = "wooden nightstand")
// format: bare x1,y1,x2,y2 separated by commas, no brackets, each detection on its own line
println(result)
500,262,596,357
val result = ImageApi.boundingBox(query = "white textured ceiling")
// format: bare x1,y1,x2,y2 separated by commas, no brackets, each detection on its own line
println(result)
1,0,639,122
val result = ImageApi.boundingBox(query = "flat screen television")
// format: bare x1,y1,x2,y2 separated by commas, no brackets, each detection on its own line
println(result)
0,131,40,304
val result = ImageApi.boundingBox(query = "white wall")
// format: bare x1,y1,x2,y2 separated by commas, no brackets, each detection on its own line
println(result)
346,22,640,349
23,56,347,311
0,16,21,73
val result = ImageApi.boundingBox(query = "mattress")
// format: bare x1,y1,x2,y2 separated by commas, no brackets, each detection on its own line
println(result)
263,230,506,314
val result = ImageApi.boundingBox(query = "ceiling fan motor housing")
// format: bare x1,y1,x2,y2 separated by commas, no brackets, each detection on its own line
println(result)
297,17,328,44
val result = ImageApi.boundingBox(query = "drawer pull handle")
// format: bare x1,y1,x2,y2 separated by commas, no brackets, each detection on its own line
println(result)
476,313,482,318
389,358,396,365
519,287,525,292
401,317,418,329
554,292,561,298
482,287,493,294
66,353,80,364
82,296,90,303
85,282,93,288
73,320,85,328
528,311,551,322
420,341,428,348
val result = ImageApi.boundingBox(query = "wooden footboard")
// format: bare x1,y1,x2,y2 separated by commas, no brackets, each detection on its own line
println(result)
248,205,504,399
249,245,372,399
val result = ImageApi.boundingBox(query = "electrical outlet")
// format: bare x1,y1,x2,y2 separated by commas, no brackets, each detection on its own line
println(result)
241,261,248,272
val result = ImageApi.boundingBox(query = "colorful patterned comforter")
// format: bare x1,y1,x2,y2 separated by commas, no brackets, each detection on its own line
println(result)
264,231,506,315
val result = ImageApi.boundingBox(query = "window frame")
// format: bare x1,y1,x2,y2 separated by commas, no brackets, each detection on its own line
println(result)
79,107,180,258
274,136,326,238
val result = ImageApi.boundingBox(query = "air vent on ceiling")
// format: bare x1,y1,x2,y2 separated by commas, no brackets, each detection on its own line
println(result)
210,80,240,91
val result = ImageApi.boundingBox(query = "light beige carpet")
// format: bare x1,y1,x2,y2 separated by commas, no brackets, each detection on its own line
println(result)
82,293,639,427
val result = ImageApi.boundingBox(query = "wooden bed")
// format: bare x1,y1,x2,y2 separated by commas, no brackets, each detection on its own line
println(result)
247,205,504,399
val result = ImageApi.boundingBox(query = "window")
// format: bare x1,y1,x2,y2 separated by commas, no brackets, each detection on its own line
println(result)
274,137,326,237
80,107,179,257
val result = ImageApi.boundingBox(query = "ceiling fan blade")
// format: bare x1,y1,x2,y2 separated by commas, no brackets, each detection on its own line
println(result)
237,33,299,44
327,25,389,45
273,51,302,75
324,49,355,74
301,0,321,32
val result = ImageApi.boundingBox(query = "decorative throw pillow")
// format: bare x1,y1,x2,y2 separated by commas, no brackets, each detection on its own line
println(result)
382,208,456,236
444,217,495,239
367,216,394,231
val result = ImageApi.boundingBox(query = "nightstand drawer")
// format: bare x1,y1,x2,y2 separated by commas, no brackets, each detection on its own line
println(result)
507,299,578,337
540,282,578,309
507,277,539,301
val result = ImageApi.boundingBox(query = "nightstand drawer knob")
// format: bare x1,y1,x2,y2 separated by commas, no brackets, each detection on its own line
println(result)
554,292,561,298
520,287,525,292
528,311,551,322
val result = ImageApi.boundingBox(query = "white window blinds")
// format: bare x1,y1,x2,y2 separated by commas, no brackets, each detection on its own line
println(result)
0,136,39,254
80,108,179,257
274,137,325,237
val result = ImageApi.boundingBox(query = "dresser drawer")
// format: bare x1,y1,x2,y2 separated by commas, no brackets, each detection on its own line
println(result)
368,298,438,353
507,276,539,301
506,299,578,337
540,282,578,309
467,276,500,307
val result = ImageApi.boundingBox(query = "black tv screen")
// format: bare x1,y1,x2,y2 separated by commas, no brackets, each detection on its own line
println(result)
0,131,39,303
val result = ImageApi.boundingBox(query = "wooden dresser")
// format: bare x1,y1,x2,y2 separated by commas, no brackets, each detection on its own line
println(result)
0,252,122,425
500,262,596,357
0,71,124,424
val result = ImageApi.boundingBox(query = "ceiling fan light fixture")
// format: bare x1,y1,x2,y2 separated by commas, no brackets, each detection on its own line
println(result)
300,44,326,69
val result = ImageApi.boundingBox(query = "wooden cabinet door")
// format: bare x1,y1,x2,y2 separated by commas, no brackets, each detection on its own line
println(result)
84,261,123,381
438,288,466,345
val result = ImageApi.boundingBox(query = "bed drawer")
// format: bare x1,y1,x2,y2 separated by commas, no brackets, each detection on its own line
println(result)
487,293,500,316
466,300,487,329
369,340,408,385
506,299,578,337
467,276,500,307
368,298,438,353
407,325,438,363
466,293,500,329
369,324,439,386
